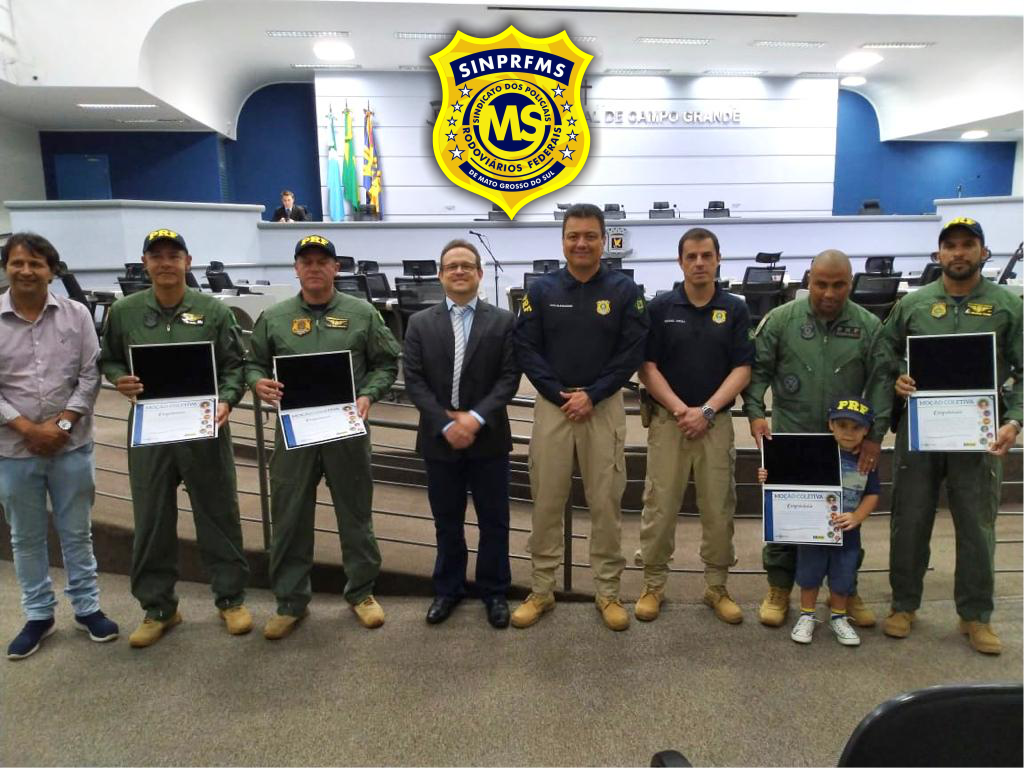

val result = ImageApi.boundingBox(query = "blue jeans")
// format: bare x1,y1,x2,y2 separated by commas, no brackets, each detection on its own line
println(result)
0,445,100,620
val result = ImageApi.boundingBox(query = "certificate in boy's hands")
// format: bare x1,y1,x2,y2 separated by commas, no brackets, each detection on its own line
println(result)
273,350,366,449
906,332,997,452
762,433,843,546
129,341,218,447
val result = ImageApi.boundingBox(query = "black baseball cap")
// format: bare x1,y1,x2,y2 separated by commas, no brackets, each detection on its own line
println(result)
294,234,337,260
143,228,188,253
939,217,985,246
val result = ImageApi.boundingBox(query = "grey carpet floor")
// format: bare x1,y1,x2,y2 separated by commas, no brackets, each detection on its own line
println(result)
1,562,1020,767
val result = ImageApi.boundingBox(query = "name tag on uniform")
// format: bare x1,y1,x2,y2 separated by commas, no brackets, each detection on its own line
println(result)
179,313,204,326
965,303,993,317
833,325,861,339
324,316,349,329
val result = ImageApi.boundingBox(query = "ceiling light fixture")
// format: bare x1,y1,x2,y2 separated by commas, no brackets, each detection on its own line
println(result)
839,75,867,86
114,119,187,124
702,68,766,76
836,51,883,72
861,42,933,49
398,65,432,71
291,63,362,70
961,129,989,140
752,40,825,48
313,40,354,61
266,30,349,38
635,36,711,45
77,103,156,109
604,67,671,75
394,32,454,40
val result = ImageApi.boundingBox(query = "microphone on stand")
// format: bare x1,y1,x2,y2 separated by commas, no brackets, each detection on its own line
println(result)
469,229,503,305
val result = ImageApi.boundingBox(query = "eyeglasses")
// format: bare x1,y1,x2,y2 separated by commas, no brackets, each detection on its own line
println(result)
441,262,478,273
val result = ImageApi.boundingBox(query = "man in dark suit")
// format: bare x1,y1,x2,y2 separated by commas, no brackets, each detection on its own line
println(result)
271,190,309,222
402,239,520,628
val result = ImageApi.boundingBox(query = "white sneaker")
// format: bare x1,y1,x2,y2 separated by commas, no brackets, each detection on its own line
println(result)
791,613,818,644
830,615,861,646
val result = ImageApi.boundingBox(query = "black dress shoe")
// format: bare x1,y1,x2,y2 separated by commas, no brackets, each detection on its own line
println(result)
484,597,510,629
426,596,460,624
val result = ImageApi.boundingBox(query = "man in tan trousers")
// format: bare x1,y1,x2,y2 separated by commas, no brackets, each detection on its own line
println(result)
512,203,649,631
635,228,753,624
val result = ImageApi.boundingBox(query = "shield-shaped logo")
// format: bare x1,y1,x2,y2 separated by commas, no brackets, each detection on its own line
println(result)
596,299,611,316
291,317,312,336
712,309,727,324
430,26,593,220
930,302,947,318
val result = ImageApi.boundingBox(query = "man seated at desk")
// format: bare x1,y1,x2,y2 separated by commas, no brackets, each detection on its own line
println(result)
272,190,309,223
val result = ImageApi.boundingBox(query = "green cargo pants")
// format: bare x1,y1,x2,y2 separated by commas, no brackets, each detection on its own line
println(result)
889,420,1001,623
127,427,249,620
268,432,380,616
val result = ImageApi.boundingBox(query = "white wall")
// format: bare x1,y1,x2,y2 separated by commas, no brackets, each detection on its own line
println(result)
314,73,838,222
0,114,44,234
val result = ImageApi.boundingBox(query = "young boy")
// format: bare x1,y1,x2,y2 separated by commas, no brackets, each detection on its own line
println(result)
758,396,880,646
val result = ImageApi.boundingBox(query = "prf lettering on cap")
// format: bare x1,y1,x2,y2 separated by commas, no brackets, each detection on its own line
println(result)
148,228,179,240
429,26,593,219
300,235,330,248
837,399,869,414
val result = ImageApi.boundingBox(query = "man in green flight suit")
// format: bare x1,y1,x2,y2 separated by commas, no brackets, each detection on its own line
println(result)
247,234,400,640
101,228,252,648
875,217,1022,655
743,249,890,629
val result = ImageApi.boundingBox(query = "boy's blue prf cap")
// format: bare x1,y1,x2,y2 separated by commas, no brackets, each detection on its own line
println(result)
829,396,874,427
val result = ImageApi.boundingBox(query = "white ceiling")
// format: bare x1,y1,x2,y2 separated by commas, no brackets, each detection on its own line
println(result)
0,0,1019,143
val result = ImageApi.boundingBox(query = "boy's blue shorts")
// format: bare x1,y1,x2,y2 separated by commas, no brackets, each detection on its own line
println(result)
795,540,859,595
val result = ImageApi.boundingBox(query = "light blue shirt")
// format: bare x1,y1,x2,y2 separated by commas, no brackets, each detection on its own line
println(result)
442,297,485,433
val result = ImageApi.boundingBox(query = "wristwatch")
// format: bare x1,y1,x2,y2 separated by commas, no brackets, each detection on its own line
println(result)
56,418,73,433
700,404,716,425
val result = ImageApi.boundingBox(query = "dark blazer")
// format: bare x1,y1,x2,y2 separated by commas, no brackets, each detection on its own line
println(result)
271,205,309,222
403,300,520,461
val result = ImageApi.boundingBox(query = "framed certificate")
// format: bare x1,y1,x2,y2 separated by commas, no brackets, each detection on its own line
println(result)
906,332,997,452
762,434,844,546
273,350,366,449
129,341,218,447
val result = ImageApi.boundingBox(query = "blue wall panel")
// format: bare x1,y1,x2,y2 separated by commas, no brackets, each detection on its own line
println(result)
40,131,223,203
833,90,1016,215
225,82,323,221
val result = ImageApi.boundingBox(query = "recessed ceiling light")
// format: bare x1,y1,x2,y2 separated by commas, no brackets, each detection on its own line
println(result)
398,65,432,71
604,67,672,75
836,51,883,72
752,40,825,48
797,72,846,78
266,30,349,38
961,129,989,140
394,32,454,40
861,42,933,49
77,103,156,109
702,68,766,76
313,40,354,61
291,63,363,70
114,118,187,124
635,36,711,46
840,75,867,87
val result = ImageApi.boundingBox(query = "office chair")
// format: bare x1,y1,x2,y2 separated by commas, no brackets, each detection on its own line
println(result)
800,269,811,289
357,260,380,274
334,273,371,301
205,261,236,293
394,277,445,331
553,203,571,221
507,286,527,316
364,272,392,301
858,199,882,215
117,277,149,296
603,203,626,220
704,200,730,218
648,201,675,220
124,263,151,283
602,256,623,271
914,262,943,286
402,259,438,278
850,273,901,320
488,203,510,221
739,253,785,324
523,272,548,290
997,243,1022,284
336,255,356,273
864,256,896,275
185,271,201,289
533,259,560,274
838,683,1022,767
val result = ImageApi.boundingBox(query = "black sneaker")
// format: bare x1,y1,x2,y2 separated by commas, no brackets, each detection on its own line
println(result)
7,618,56,660
74,610,120,642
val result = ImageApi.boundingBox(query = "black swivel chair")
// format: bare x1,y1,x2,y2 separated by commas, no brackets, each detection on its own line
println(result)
357,260,380,274
864,256,897,275
533,259,560,274
185,271,201,289
117,277,149,295
553,203,571,221
402,259,438,278
394,277,445,332
739,254,786,324
913,262,943,286
336,256,356,273
648,201,675,219
603,203,626,220
364,272,392,301
838,683,1022,767
704,200,730,218
850,273,901,320
523,272,548,290
997,243,1022,284
205,261,242,293
602,256,623,271
334,274,371,302
508,286,527,317
124,263,151,284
